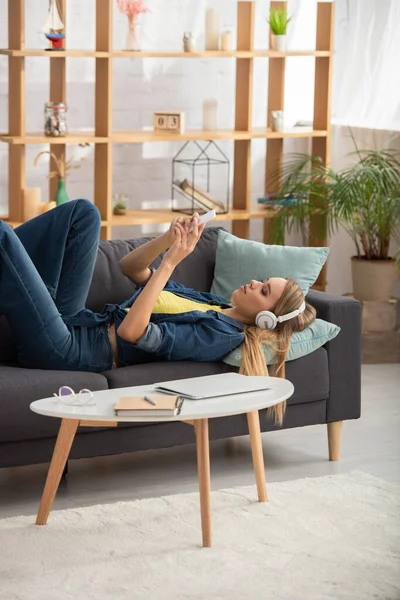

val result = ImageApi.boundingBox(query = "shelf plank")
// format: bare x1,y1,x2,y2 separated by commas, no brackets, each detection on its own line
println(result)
112,129,251,142
111,50,332,58
0,49,332,58
109,206,276,226
0,128,327,145
0,132,108,144
0,49,110,57
111,128,327,142
2,207,276,229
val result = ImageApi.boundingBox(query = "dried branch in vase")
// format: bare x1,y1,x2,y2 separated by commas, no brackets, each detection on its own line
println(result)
34,150,88,180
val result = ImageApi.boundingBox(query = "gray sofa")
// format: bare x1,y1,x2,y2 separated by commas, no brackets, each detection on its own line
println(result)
0,227,362,469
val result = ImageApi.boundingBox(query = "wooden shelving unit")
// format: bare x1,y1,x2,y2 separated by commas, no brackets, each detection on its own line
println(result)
2,0,334,288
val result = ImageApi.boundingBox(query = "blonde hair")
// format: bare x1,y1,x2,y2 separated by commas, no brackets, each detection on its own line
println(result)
239,278,316,426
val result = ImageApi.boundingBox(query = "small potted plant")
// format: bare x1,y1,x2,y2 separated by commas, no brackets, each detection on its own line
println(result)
267,8,291,51
34,150,87,207
113,200,127,216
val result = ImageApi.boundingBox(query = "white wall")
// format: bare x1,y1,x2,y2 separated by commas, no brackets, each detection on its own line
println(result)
0,0,398,296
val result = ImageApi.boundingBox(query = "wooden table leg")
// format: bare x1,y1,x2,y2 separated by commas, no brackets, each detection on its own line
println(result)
247,411,268,502
36,418,79,525
194,419,212,548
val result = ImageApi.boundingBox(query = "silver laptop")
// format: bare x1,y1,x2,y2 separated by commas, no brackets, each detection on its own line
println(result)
154,373,270,400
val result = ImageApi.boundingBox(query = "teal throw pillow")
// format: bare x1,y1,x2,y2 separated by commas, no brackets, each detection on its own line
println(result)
210,230,329,300
222,318,341,367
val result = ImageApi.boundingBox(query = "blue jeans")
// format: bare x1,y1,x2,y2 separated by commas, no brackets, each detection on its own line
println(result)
0,199,113,372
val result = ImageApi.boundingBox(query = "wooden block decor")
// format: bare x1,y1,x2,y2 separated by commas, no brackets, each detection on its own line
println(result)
153,111,185,134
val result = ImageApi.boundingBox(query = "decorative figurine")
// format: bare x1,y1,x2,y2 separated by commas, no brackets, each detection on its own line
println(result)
183,32,196,52
42,0,65,51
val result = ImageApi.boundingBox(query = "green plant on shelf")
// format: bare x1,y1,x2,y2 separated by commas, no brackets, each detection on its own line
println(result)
114,202,127,211
267,8,291,35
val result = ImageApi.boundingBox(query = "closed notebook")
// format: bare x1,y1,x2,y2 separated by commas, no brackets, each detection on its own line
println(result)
114,396,183,417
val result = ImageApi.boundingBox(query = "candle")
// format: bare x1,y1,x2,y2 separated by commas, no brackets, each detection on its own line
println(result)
203,99,218,130
38,201,57,214
221,30,233,51
205,8,220,51
23,187,42,221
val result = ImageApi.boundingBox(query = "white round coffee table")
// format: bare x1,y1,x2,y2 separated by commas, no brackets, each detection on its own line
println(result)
31,376,293,547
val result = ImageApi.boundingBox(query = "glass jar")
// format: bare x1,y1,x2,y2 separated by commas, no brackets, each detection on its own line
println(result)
44,102,68,137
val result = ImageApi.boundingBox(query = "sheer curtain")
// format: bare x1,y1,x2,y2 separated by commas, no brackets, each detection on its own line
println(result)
332,0,400,131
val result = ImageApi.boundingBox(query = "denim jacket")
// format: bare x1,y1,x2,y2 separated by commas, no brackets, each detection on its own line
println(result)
65,278,245,366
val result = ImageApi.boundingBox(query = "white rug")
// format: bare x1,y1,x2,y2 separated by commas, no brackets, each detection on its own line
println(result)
0,471,399,600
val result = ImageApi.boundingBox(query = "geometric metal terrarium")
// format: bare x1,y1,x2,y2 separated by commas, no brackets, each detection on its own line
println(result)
171,140,230,215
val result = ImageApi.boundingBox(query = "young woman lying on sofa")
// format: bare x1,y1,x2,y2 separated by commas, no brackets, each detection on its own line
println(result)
0,199,315,423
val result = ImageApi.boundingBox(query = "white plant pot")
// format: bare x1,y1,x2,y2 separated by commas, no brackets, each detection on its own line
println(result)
271,34,287,51
351,257,399,301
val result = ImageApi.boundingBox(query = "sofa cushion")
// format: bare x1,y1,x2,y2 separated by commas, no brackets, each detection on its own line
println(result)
0,366,109,442
0,316,17,364
211,230,329,299
103,348,329,408
86,226,223,313
222,318,340,366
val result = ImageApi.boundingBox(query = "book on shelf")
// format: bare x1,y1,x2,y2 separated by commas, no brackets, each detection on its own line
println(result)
257,193,306,207
174,179,225,213
114,395,183,417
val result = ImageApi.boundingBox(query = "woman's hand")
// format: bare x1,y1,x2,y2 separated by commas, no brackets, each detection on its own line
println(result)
162,219,205,268
163,214,199,248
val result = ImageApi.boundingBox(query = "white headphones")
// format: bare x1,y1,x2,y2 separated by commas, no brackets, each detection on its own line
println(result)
255,301,306,331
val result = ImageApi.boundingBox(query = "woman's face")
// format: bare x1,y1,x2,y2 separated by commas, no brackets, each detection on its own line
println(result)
231,277,287,321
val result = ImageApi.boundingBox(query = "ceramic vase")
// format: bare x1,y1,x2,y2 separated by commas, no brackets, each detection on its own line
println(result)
55,178,69,206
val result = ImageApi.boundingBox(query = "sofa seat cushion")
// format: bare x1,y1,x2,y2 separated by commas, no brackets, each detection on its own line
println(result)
285,348,329,405
0,366,109,443
103,348,329,408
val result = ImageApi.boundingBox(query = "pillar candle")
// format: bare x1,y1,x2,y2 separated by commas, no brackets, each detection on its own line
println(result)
38,201,57,214
205,8,220,51
23,187,42,221
203,99,218,130
221,30,233,51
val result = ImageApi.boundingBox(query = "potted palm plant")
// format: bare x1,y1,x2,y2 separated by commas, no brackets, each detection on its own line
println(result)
268,147,400,301
267,8,291,51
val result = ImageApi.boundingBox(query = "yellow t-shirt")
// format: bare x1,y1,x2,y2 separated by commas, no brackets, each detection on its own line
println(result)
126,291,223,315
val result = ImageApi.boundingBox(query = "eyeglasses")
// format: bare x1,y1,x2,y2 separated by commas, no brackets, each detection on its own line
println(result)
53,386,96,406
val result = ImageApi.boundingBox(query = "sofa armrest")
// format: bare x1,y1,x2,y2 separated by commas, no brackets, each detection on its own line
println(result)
306,290,362,422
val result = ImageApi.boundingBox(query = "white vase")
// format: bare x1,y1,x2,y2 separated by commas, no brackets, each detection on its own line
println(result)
271,34,287,51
